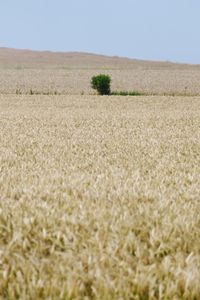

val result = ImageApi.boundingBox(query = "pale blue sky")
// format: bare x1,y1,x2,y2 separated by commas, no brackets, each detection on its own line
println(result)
0,0,199,63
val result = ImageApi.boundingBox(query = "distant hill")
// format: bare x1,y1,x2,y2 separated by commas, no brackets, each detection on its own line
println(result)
0,47,198,69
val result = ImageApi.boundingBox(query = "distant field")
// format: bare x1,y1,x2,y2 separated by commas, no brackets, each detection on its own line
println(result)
1,48,200,95
1,95,200,299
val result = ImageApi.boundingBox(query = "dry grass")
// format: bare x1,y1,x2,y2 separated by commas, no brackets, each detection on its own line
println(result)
1,95,200,299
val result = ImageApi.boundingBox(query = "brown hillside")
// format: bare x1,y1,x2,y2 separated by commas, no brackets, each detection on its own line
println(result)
0,47,197,69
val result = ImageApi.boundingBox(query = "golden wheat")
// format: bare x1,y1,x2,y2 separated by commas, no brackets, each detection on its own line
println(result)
1,68,200,96
0,95,200,299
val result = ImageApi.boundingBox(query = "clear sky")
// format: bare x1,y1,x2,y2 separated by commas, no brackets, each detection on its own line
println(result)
0,0,199,63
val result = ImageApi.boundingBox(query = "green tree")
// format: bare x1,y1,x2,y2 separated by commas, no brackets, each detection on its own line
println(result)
91,74,111,95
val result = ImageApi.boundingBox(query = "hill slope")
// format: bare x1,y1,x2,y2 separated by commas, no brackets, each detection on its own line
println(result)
0,47,197,69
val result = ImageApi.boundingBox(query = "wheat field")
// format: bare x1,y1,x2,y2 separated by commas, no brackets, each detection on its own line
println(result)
2,68,200,96
1,94,200,299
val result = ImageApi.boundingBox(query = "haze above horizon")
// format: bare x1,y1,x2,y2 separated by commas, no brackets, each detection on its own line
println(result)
0,0,199,64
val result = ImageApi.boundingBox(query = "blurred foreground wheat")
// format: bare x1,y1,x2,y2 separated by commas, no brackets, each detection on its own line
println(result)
0,95,200,299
